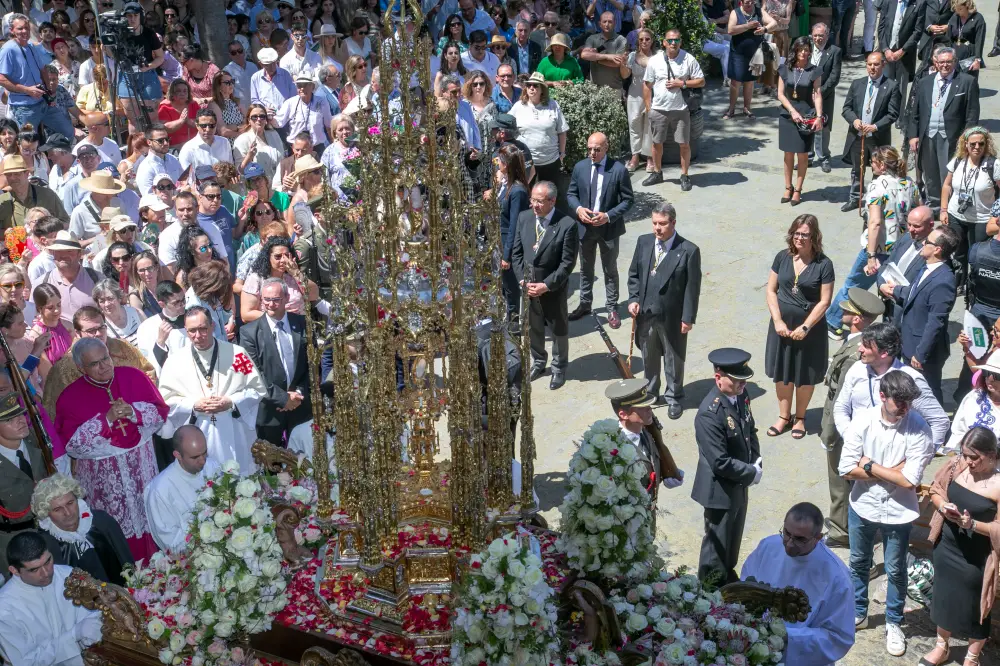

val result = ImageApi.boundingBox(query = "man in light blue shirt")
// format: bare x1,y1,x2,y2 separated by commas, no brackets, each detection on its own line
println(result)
441,75,482,151
0,14,73,138
250,48,296,114
135,124,183,196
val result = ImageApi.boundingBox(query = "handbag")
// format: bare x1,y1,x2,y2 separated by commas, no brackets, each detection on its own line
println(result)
664,57,702,113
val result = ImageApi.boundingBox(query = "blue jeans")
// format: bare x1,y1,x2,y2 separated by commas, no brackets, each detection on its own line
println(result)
10,102,74,139
848,505,912,624
825,248,888,330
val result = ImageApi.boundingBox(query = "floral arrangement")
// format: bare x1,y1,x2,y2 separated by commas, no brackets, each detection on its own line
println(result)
451,533,560,666
4,226,26,262
557,418,656,583
549,82,628,165
609,569,787,666
124,460,289,665
259,468,329,549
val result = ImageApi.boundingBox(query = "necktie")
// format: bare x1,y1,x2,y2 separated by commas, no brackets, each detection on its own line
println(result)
589,162,601,210
274,320,295,385
865,79,876,114
16,450,32,478
535,218,545,245
654,241,665,268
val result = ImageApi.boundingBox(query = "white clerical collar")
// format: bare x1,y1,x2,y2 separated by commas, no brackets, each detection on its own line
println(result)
39,499,94,545
0,440,26,467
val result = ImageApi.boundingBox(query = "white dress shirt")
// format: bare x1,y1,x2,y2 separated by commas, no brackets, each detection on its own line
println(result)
915,260,943,287
0,440,27,468
860,75,883,128
461,50,501,80
587,157,606,213
838,406,933,524
177,135,235,171
135,152,183,196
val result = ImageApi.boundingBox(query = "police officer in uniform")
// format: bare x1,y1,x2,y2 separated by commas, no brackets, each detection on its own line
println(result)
691,348,761,584
819,288,884,548
0,391,50,575
606,378,685,498
957,234,1000,403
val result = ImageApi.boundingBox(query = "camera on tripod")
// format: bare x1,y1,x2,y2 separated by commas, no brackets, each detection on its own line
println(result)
98,12,147,71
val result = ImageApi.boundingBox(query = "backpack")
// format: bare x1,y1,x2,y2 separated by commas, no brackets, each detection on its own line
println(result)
982,155,999,202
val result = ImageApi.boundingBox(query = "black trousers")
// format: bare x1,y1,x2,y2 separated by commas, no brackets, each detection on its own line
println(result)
952,217,990,289
846,136,876,204
528,298,569,373
502,266,521,320
698,492,747,584
919,134,950,211
577,233,619,309
256,406,311,447
639,316,687,404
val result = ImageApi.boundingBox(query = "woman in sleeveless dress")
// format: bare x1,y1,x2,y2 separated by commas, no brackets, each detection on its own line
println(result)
924,426,1000,666
725,0,777,120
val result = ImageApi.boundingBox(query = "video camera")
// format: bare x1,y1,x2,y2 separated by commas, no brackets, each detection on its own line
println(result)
97,11,146,69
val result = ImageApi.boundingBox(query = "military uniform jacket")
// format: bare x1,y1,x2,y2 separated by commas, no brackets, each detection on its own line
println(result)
690,386,760,510
820,337,862,448
0,434,49,573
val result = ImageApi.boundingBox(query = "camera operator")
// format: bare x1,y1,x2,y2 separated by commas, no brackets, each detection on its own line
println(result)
116,2,165,131
0,14,74,138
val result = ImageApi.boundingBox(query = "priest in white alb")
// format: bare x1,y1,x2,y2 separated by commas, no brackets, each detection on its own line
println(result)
740,502,855,666
144,425,219,552
158,307,265,474
54,338,168,563
0,531,103,666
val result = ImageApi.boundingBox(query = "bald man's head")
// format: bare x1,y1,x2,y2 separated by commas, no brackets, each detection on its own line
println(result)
906,205,935,241
587,132,609,163
172,425,209,474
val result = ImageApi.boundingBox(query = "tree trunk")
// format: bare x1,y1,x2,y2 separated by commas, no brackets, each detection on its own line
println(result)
190,0,232,68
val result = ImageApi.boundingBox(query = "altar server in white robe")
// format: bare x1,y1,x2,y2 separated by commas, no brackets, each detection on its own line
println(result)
0,532,103,666
740,502,855,666
144,425,220,552
158,307,265,474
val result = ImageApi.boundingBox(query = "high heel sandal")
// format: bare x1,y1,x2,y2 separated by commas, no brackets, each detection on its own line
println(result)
780,186,794,204
722,109,737,120
964,651,981,666
743,107,756,119
917,639,950,666
790,187,803,206
791,415,807,439
767,415,793,437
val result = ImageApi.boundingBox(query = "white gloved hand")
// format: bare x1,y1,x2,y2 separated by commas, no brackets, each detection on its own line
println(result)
752,456,763,485
662,469,685,489
74,616,103,647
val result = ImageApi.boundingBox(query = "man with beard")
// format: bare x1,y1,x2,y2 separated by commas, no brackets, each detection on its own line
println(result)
740,502,854,665
31,474,133,586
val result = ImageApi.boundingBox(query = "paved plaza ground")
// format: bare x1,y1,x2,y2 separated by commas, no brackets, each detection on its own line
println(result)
521,18,1000,665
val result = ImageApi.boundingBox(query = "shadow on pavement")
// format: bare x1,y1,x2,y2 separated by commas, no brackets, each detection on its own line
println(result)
692,171,749,188
565,352,639,382
533,471,568,511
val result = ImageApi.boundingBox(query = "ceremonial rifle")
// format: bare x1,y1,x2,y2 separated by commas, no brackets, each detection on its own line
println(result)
0,328,55,474
591,314,680,481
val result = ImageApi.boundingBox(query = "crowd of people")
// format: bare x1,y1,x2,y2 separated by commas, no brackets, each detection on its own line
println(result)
0,0,996,664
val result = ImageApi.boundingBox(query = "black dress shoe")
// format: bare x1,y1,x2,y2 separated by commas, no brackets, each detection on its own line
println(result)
550,373,565,390
529,366,548,381
821,159,832,174
840,200,858,213
667,403,683,420
568,305,592,321
989,47,1000,57
642,172,663,186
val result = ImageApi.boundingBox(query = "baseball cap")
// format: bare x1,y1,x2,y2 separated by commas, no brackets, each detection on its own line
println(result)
243,162,266,180
194,165,217,181
123,2,141,14
96,161,120,178
257,48,279,64
76,143,99,158
152,172,174,185
139,193,170,212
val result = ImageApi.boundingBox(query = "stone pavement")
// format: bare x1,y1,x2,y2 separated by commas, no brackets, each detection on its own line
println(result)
522,19,1000,666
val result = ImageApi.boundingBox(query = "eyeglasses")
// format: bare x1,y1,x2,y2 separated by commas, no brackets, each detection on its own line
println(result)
666,38,681,44
79,323,108,335
222,80,235,86
202,193,222,200
0,282,24,291
525,83,540,88
778,527,821,547
296,82,312,88
156,183,176,191
249,114,267,120
255,208,274,215
497,73,513,78
472,81,486,87
261,296,284,304
195,244,211,253
136,265,158,273
198,123,217,129
792,232,811,239
258,19,273,24
357,30,369,35
230,48,244,55
293,33,307,39
529,197,552,204
544,21,558,26
150,136,169,144
165,12,177,17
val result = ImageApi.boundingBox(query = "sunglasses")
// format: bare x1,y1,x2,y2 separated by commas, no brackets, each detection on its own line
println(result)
255,208,274,215
249,114,267,120
150,136,170,144
259,18,273,24
198,123,217,129
968,140,986,148
472,81,486,87
293,33,307,39
0,281,24,291
156,183,176,191
110,255,131,263
666,38,681,44
202,193,222,200
525,83,540,88
196,245,212,252
165,12,177,17
357,29,369,35
545,21,558,26
230,49,244,55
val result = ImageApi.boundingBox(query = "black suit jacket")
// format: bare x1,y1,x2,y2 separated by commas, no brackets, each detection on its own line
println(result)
878,0,925,71
627,233,702,326
917,0,953,61
690,386,761,510
876,233,928,324
238,312,312,427
500,183,529,263
511,208,579,333
893,264,957,365
507,39,543,76
841,75,901,156
907,71,980,156
816,43,842,104
566,157,633,241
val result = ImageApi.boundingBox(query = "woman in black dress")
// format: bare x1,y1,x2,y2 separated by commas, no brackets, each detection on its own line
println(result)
924,426,1000,666
764,214,834,438
724,0,778,120
776,36,823,206
947,0,987,78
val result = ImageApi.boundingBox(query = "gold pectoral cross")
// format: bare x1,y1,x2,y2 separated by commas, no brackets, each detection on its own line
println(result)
113,419,128,436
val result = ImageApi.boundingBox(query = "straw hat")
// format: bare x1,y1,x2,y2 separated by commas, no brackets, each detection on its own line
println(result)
82,171,126,195
1,155,29,174
292,154,324,180
545,33,571,52
46,231,83,252
490,34,509,47
524,71,547,86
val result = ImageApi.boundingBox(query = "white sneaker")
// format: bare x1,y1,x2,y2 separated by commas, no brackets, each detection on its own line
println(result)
855,615,868,629
885,623,906,656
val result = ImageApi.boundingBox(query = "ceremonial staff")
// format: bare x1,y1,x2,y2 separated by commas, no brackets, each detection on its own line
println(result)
0,328,55,474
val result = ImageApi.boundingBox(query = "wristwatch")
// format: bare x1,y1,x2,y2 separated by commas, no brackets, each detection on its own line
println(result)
801,324,809,332
863,461,874,476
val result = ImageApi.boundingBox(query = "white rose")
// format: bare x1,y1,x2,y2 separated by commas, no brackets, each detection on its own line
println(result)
580,442,598,461
213,511,234,528
233,498,257,519
625,613,648,633
595,514,615,531
288,486,312,503
654,618,676,637
147,618,167,640
169,632,185,653
158,649,174,665
214,622,233,638
466,622,484,643
693,598,712,614
261,559,282,578
198,522,219,543
593,477,617,499
200,609,216,625
237,574,258,593
507,560,526,578
222,460,240,475
228,527,255,553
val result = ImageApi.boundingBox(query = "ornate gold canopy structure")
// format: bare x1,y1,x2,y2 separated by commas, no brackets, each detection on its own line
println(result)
301,0,538,640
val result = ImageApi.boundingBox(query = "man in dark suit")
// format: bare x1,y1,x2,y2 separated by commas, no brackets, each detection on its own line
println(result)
476,320,522,438
879,224,960,403
626,202,702,420
907,46,980,210
878,0,924,126
0,391,50,575
819,289,884,548
238,278,311,445
917,0,953,64
508,19,543,77
810,23,842,173
875,205,934,324
511,181,579,390
840,52,901,211
691,348,761,584
567,132,633,329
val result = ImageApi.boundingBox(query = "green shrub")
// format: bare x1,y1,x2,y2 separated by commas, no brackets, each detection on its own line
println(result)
550,81,629,164
647,0,716,64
